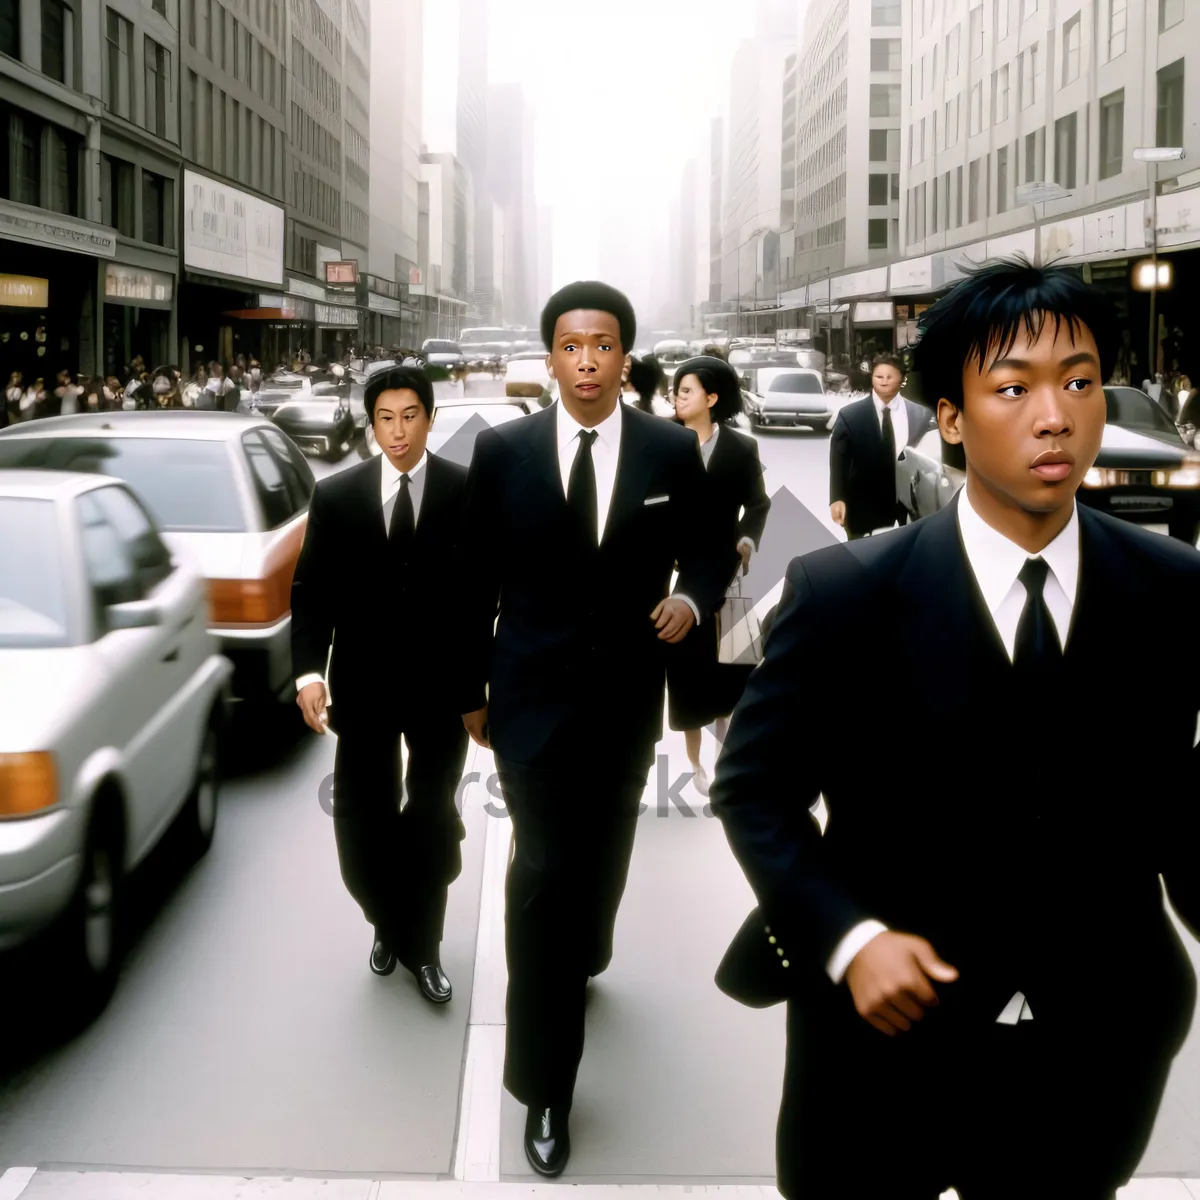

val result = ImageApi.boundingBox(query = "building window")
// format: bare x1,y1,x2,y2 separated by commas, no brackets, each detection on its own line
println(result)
1159,0,1184,32
969,158,981,222
870,84,901,117
871,0,901,25
869,128,894,160
945,25,960,76
993,64,1010,123
868,218,889,249
105,8,133,119
143,170,172,246
1099,90,1124,180
994,0,1010,39
1157,59,1185,148
1020,43,1041,108
1062,15,1081,86
144,37,170,138
100,153,134,236
892,172,900,200
1021,0,1038,18
970,82,983,135
1025,129,1043,182
969,4,983,59
871,38,900,71
152,0,166,13
997,146,1009,213
955,165,963,227
1054,112,1077,189
945,94,960,146
0,0,18,59
1108,0,1127,60
44,125,77,214
868,173,889,205
41,0,74,87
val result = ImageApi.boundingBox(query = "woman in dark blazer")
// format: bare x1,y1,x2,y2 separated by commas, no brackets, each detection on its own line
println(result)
667,356,771,795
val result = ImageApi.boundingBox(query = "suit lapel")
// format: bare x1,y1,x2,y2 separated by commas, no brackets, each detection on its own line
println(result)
416,452,449,537
521,405,566,502
360,455,388,543
603,406,656,544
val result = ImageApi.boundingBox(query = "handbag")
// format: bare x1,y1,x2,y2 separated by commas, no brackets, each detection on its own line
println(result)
716,573,764,666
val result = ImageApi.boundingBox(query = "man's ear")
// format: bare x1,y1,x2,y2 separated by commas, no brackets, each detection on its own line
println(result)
937,397,963,444
545,352,554,379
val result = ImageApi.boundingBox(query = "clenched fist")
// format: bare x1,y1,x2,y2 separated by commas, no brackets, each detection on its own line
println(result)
845,931,959,1037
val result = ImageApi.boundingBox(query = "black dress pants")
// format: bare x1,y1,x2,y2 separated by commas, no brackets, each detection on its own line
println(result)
494,747,651,1107
332,710,469,966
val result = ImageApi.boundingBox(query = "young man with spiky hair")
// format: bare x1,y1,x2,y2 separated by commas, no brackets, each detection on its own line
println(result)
457,282,736,1176
711,260,1200,1198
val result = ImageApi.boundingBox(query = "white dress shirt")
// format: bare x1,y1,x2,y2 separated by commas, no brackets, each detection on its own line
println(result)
827,487,1081,1024
557,400,700,624
874,390,909,454
295,452,429,695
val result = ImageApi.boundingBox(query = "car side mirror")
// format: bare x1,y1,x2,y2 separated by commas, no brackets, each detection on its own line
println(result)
106,598,165,631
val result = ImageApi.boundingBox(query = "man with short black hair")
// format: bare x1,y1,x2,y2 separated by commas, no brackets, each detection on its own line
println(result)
458,281,735,1176
713,259,1200,1198
829,352,934,539
291,366,470,1005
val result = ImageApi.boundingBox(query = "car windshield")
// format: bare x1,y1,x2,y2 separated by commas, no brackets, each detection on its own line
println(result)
0,437,246,533
767,374,822,394
1105,387,1180,437
0,497,71,648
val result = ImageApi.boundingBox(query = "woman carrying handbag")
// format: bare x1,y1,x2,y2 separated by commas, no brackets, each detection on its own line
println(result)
665,356,771,795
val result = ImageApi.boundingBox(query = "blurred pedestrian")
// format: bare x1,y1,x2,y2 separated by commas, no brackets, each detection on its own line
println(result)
665,356,770,793
456,282,735,1177
621,355,665,414
291,367,471,1006
712,258,1200,1199
5,372,23,423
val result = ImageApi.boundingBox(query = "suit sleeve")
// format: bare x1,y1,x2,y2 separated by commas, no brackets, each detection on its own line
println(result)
290,484,334,681
673,435,739,621
455,433,503,715
829,412,851,506
709,557,874,973
736,438,771,549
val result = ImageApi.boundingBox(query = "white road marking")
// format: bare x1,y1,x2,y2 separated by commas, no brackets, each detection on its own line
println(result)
0,1168,36,1200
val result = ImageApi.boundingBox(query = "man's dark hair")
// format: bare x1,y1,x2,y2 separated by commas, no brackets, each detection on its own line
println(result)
673,357,743,424
365,366,434,422
912,257,1118,412
628,356,665,412
872,353,905,373
540,281,637,352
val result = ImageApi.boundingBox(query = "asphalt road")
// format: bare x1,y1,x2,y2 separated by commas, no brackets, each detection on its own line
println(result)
1,376,1197,1188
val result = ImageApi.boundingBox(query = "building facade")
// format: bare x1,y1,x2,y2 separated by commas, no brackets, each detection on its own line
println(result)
456,0,489,324
486,81,536,327
416,149,471,342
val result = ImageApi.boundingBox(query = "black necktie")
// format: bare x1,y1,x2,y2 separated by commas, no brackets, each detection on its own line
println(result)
1013,557,1062,670
881,404,896,462
389,472,414,542
567,429,599,544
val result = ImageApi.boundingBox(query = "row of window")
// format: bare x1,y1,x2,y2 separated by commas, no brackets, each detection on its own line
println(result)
190,0,287,115
291,35,340,117
100,153,174,247
290,100,340,172
288,156,339,228
190,0,283,53
289,0,339,61
104,9,173,140
0,0,76,87
186,69,283,198
0,105,78,216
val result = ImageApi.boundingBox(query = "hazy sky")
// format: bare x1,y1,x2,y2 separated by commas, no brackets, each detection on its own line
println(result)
422,0,758,285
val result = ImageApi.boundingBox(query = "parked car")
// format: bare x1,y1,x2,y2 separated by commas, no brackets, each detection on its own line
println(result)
742,367,848,432
504,350,552,401
264,394,355,461
895,386,1200,544
0,413,316,711
0,468,231,1011
420,339,468,377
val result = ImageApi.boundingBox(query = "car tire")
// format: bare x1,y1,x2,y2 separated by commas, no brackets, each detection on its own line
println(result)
179,716,220,861
61,798,124,1017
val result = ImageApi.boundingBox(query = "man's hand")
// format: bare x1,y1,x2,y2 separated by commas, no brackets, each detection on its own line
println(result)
830,501,847,527
463,706,490,749
844,931,959,1037
738,542,753,576
651,597,696,643
297,681,329,734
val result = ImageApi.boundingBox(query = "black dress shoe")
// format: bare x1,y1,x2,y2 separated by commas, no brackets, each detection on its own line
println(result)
413,964,452,1003
370,935,396,976
524,1105,570,1177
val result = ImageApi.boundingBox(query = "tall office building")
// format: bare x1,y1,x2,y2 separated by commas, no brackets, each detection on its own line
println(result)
341,0,369,264
417,150,472,340
487,82,537,326
708,116,724,304
456,0,490,322
536,204,553,312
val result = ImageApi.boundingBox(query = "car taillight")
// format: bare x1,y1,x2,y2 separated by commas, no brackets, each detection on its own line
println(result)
0,753,58,817
208,519,306,625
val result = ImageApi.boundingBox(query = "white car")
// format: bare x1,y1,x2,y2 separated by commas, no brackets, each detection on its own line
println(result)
743,367,849,432
504,350,552,394
0,469,231,1010
0,413,316,715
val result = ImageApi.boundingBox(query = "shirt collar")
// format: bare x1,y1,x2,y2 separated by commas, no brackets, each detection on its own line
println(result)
873,391,902,412
381,449,428,487
556,397,623,452
957,485,1080,616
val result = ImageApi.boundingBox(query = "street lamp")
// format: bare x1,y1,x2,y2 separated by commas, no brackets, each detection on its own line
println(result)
1133,146,1185,379
1015,182,1072,265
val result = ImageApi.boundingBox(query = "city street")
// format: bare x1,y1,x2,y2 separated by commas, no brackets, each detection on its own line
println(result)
1,382,1198,1197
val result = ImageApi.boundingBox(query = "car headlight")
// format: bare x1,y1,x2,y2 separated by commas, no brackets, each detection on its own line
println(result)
0,752,58,816
1155,463,1200,488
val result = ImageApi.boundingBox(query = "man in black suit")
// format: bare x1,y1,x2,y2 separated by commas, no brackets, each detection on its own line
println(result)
712,260,1200,1199
458,282,735,1176
829,353,935,539
291,366,469,1005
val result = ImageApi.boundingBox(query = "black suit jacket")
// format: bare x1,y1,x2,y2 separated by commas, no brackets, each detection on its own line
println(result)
712,497,1200,1027
705,425,770,550
829,395,934,536
290,451,469,730
458,403,738,765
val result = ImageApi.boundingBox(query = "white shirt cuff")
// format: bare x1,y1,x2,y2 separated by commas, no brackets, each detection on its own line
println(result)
296,673,325,693
827,919,889,984
675,594,701,624
737,536,757,554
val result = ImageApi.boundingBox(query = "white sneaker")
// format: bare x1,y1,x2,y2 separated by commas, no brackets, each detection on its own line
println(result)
691,762,711,797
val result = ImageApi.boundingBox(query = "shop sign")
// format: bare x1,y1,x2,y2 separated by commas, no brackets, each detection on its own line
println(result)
890,256,933,294
853,301,894,324
832,267,888,301
315,303,358,327
287,278,325,301
779,286,808,308
183,170,284,286
0,198,116,258
1156,185,1200,248
367,292,401,315
325,260,359,286
105,264,173,305
0,274,49,307
1040,217,1085,262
